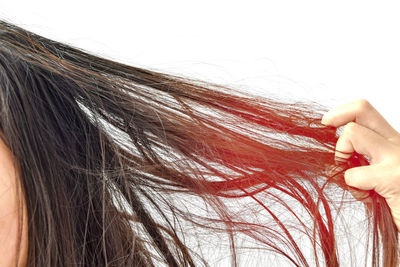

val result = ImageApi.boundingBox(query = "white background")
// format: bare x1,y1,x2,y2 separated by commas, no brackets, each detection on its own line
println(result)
1,1,399,266
1,1,399,128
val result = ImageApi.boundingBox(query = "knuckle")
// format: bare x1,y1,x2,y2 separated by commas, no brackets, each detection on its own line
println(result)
356,99,372,112
343,122,358,136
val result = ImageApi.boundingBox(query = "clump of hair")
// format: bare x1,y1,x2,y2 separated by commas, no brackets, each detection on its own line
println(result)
0,19,397,266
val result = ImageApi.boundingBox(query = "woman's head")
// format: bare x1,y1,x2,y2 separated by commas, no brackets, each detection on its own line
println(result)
0,20,163,266
0,19,397,266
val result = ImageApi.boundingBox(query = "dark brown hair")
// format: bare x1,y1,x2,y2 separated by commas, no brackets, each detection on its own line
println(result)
0,19,398,266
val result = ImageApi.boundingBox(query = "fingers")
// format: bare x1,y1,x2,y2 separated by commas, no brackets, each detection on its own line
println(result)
333,121,400,199
323,99,400,232
327,164,371,202
344,164,382,191
344,160,400,201
334,122,393,165
321,99,399,140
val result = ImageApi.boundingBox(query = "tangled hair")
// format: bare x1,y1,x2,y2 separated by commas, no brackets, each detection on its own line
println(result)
0,19,398,267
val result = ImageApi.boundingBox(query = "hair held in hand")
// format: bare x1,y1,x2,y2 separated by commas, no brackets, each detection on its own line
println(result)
0,19,398,266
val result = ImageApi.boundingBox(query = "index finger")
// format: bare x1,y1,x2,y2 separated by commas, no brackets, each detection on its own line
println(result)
321,99,398,139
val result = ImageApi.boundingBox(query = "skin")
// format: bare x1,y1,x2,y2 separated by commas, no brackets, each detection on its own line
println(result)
322,99,400,232
0,134,28,267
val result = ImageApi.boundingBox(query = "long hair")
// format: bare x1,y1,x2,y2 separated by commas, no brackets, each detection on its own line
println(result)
0,19,398,267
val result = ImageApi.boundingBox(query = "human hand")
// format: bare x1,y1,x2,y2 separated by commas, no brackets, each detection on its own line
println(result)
321,99,400,231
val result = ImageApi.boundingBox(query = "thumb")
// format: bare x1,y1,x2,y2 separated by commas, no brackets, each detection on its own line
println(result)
344,164,382,191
